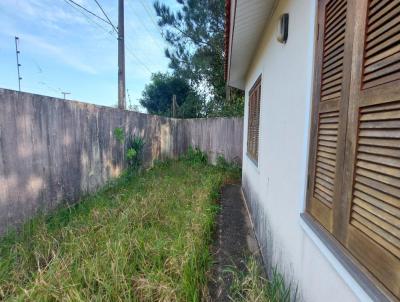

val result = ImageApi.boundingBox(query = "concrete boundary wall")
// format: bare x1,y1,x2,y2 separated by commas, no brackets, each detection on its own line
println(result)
0,89,243,234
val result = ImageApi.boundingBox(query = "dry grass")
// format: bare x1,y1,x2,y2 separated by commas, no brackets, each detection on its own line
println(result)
0,152,240,301
227,257,297,302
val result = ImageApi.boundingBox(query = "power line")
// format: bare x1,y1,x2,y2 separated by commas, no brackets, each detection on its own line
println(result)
137,0,166,43
63,0,117,40
125,44,152,74
126,0,164,50
62,0,155,107
138,0,161,33
63,0,152,75
38,81,61,94
93,0,118,34
63,0,114,29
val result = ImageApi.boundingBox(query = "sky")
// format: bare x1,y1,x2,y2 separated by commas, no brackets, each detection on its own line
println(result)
0,0,179,110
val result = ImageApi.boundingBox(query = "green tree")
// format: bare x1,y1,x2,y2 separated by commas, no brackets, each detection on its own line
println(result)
140,72,203,118
154,0,244,117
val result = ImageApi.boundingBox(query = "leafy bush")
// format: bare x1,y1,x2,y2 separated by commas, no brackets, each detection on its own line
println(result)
114,127,125,143
126,135,145,170
114,128,145,171
183,147,208,164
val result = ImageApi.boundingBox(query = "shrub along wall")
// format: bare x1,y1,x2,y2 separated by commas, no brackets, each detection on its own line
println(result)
0,89,243,234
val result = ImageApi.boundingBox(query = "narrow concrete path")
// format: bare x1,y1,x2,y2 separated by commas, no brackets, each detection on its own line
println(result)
208,184,260,302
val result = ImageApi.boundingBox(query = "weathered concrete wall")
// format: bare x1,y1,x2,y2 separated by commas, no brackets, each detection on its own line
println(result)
0,89,243,234
182,118,243,164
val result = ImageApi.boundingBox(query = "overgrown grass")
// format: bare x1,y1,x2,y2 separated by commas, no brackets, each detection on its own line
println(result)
0,153,240,301
227,257,297,302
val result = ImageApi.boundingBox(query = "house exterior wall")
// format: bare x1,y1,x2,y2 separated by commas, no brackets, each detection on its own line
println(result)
241,0,373,301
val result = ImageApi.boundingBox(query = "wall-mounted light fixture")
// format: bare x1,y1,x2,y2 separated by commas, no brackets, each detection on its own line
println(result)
277,13,289,44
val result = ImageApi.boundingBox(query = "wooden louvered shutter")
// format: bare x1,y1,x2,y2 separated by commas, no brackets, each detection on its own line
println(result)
253,81,260,161
247,85,255,161
307,0,355,232
247,76,261,163
340,1,400,299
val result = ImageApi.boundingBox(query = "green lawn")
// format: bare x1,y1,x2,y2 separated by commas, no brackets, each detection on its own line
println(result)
0,153,240,301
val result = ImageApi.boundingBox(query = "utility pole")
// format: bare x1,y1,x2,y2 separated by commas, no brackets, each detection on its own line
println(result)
15,37,22,92
61,92,71,100
118,0,126,110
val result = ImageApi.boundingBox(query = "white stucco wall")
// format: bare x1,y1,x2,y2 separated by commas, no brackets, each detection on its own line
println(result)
241,0,373,301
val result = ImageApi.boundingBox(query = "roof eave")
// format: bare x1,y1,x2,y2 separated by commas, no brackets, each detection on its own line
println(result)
225,0,276,90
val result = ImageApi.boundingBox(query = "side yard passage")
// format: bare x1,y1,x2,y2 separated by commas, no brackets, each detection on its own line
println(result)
0,156,240,301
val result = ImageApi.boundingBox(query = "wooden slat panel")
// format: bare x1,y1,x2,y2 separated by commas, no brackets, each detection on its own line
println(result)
345,1,400,299
326,3,346,28
367,4,400,34
353,197,400,228
367,14,400,43
359,137,399,148
365,33,400,59
362,1,400,89
360,109,400,121
368,0,400,25
369,0,394,18
316,166,335,180
316,176,335,191
356,175,400,198
318,146,337,156
247,76,261,163
357,168,400,189
350,101,400,263
366,22,400,50
357,160,400,178
364,52,400,75
360,120,400,129
361,101,400,113
354,189,400,217
351,217,400,257
358,145,400,158
320,0,347,102
307,0,354,236
358,152,400,167
313,110,339,207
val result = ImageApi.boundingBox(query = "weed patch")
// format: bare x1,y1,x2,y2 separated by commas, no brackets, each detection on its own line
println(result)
0,158,239,301
227,257,297,302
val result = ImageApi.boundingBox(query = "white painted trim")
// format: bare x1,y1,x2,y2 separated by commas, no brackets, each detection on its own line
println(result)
244,155,261,174
298,0,317,214
299,219,373,302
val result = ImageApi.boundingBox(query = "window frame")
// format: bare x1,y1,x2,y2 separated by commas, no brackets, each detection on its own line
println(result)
304,1,399,301
246,75,262,166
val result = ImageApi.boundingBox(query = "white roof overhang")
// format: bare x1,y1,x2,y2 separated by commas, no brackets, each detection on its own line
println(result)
227,0,276,90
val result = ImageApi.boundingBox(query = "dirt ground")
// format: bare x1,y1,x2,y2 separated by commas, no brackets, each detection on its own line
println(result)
207,184,261,302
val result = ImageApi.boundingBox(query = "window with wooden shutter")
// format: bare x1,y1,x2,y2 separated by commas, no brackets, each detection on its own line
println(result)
306,0,354,232
307,0,400,300
247,76,261,164
340,0,400,299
